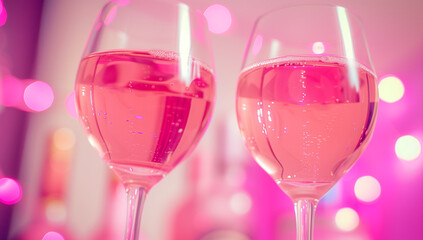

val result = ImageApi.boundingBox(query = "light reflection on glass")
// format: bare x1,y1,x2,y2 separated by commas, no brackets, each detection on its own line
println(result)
252,34,263,57
178,3,192,86
104,5,118,26
270,39,281,58
312,41,325,54
337,6,359,91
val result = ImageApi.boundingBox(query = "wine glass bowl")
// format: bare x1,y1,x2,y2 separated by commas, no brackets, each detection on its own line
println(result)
236,5,378,239
75,0,215,238
76,50,215,189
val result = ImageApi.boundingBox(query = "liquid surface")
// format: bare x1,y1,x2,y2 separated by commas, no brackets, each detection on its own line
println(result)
236,56,377,200
75,50,215,189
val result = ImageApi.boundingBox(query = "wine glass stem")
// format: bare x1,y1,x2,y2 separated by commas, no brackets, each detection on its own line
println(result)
294,199,318,240
125,184,147,240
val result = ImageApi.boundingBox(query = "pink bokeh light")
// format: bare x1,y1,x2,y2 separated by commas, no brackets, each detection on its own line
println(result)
0,177,22,205
42,232,65,240
0,0,7,27
23,81,54,112
204,4,232,34
0,76,24,107
66,91,77,119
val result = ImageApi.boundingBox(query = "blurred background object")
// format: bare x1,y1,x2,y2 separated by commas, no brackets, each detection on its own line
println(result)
1,0,423,239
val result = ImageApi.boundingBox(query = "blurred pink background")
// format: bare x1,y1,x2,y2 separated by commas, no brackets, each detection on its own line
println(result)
1,0,423,239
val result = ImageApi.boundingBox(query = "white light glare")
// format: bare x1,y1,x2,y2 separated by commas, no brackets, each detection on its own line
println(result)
312,42,325,54
354,176,381,202
178,3,192,86
335,207,359,232
378,75,404,103
395,135,421,161
337,6,359,91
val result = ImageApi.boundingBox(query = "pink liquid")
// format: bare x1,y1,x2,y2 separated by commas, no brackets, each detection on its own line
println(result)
236,56,378,200
75,50,215,189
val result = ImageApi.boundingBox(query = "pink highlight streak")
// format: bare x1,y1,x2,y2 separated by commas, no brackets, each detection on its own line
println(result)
66,91,77,119
104,5,118,25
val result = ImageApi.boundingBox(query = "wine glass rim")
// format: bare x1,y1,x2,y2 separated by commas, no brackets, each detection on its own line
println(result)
240,3,374,72
83,0,214,67
107,0,198,11
255,4,364,24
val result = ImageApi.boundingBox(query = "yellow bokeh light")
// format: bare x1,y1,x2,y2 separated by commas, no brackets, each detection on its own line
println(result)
335,207,359,232
395,135,421,161
45,199,67,223
52,128,76,151
378,76,404,103
354,176,381,202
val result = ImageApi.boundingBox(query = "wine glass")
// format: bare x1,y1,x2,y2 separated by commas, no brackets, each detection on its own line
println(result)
74,0,215,239
236,5,378,239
